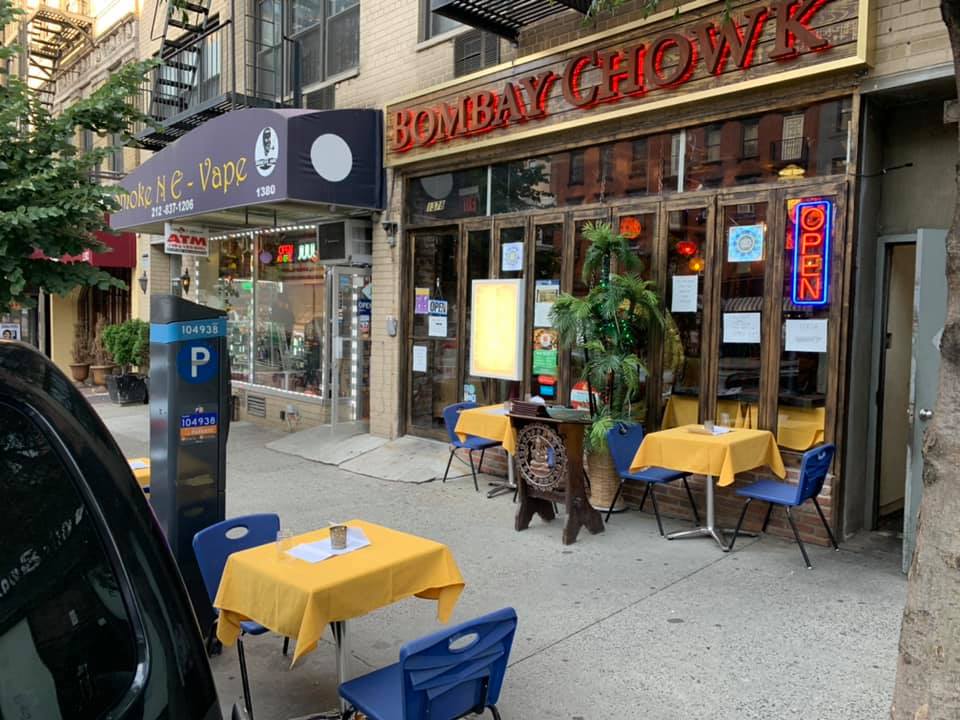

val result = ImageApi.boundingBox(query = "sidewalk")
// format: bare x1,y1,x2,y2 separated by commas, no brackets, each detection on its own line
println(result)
97,405,906,720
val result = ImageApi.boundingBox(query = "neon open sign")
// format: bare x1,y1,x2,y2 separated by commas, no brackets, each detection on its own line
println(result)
791,199,832,306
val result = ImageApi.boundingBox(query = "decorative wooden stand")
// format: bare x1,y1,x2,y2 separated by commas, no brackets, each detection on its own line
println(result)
509,414,605,545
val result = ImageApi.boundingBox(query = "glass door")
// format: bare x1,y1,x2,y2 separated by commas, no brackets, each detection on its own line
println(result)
492,218,527,403
462,221,494,407
328,266,371,431
408,229,460,437
530,216,564,403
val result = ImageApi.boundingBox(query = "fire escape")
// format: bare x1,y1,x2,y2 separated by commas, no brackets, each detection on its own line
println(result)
136,0,297,151
18,0,94,111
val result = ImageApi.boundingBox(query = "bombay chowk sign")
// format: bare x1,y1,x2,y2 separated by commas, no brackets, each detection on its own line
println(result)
385,0,867,166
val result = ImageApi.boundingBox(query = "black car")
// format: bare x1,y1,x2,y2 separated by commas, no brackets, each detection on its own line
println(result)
0,340,225,719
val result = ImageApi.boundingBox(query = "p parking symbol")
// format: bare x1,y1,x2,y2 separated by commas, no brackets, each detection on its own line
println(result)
177,341,218,384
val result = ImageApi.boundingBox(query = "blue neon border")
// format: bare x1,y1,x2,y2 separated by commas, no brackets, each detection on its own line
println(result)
791,199,832,307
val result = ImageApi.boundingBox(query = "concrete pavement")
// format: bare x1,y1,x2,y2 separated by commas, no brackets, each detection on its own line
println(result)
96,403,906,720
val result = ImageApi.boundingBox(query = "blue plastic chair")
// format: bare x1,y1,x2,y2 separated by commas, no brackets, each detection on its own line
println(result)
605,423,700,535
727,443,839,568
442,402,501,492
193,513,281,720
339,607,518,720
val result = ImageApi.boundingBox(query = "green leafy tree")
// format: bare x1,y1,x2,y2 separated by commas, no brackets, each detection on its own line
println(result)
0,0,154,313
551,221,681,450
101,319,149,373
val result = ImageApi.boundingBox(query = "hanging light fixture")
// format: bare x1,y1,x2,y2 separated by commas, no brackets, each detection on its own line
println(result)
180,268,191,295
676,240,698,257
137,270,148,294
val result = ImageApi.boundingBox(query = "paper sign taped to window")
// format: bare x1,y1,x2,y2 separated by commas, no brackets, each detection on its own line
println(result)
784,319,828,353
671,275,698,313
723,312,761,344
412,345,427,373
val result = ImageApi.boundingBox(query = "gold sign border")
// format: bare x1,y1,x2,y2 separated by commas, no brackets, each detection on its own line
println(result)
385,0,871,168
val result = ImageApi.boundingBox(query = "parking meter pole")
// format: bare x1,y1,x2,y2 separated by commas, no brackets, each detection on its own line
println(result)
149,295,230,632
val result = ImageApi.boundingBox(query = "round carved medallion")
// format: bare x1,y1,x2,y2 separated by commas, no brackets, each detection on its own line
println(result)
516,422,567,492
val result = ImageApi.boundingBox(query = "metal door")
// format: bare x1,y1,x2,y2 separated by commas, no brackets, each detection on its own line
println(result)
903,229,948,572
328,266,371,432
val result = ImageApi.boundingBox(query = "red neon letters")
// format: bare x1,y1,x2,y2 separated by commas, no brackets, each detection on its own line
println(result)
391,0,831,153
792,200,832,306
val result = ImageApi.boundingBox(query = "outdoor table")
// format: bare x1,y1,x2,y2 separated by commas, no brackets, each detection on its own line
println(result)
630,425,786,549
455,403,518,498
128,457,150,493
214,519,464,717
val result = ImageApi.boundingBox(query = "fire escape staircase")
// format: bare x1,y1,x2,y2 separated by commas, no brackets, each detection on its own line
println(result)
22,1,94,111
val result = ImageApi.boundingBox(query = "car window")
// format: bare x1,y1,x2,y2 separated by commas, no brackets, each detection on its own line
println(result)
0,404,137,719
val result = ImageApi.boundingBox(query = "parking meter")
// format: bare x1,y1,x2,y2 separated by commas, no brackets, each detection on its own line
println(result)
149,295,230,631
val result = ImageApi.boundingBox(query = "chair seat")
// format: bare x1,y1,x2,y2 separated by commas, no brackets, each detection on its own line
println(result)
339,662,403,720
735,479,800,506
454,435,501,451
240,620,269,636
621,466,689,484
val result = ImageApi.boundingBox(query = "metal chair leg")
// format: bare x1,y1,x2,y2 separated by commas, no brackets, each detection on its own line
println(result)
237,637,254,720
727,498,753,552
681,476,701,526
442,449,454,483
478,448,486,474
638,482,651,512
648,485,665,537
282,637,289,656
488,706,502,720
785,507,812,569
605,479,626,523
812,497,840,550
468,450,479,492
762,502,774,532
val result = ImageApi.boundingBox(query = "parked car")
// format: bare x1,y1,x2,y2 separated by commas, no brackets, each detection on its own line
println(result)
0,340,231,719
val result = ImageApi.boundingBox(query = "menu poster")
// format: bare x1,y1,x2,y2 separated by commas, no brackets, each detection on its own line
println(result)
412,345,427,372
428,315,447,337
501,242,524,272
534,279,560,327
414,288,430,314
723,312,761,344
784,319,828,353
671,275,698,313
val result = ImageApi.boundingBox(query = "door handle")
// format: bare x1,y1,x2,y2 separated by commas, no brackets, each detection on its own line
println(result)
918,408,934,421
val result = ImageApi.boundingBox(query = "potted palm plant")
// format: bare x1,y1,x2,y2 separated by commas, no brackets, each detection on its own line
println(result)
69,321,91,383
89,316,118,387
551,221,682,511
102,318,150,404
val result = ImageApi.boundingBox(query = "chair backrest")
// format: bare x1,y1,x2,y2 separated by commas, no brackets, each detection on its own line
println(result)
399,607,518,720
192,513,280,604
442,402,479,446
796,443,836,503
606,423,645,477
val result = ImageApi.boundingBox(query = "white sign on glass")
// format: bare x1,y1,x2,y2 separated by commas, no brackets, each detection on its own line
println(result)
412,345,427,373
723,312,761,344
671,275,698,313
428,315,447,337
784,318,828,353
501,242,524,272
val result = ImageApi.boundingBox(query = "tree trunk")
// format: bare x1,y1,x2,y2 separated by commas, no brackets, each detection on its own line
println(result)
890,3,960,717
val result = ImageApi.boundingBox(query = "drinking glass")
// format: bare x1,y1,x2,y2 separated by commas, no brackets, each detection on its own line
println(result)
276,529,294,559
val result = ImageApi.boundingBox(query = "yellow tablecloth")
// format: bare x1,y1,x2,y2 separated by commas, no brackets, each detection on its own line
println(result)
214,520,465,665
630,425,786,487
661,396,747,430
127,457,150,492
777,406,825,451
455,403,517,454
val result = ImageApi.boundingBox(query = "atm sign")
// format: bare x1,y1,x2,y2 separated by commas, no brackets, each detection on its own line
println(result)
791,200,832,307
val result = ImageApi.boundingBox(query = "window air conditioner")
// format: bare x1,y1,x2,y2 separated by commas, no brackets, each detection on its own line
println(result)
316,219,373,266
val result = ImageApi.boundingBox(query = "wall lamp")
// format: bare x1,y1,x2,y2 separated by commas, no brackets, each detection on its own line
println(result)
180,268,191,295
381,221,399,248
138,270,148,294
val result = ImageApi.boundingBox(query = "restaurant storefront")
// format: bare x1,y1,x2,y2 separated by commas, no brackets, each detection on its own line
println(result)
112,108,383,431
385,0,869,543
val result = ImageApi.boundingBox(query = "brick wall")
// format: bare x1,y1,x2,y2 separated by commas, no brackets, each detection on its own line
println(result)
870,0,952,79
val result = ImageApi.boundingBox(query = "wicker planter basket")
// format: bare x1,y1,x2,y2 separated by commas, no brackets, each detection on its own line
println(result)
585,448,625,512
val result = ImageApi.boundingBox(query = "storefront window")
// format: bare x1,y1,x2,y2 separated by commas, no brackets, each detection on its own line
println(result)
410,231,459,431
662,208,707,428
255,233,326,394
716,203,768,428
196,237,254,382
490,158,555,214
464,228,492,407
531,222,562,402
777,196,834,450
494,225,525,401
406,168,488,225
617,212,655,280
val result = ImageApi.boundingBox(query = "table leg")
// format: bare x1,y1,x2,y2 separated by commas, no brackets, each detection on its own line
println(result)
666,475,756,550
305,621,352,719
486,451,518,499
